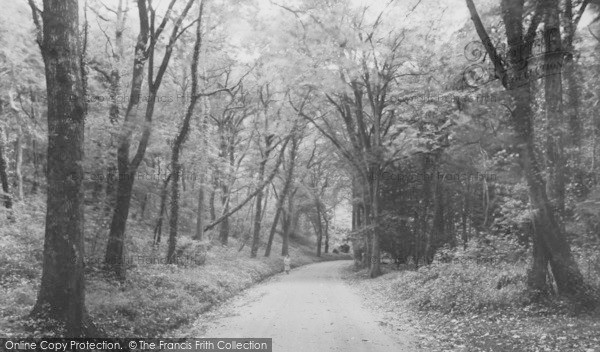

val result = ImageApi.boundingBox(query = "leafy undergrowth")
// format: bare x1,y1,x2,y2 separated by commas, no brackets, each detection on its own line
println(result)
85,240,344,337
0,201,349,337
345,262,600,352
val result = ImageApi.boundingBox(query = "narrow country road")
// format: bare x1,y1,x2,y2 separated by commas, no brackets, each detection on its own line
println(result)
186,260,418,352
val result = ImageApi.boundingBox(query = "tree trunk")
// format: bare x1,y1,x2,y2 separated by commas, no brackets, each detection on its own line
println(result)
250,136,272,257
209,184,216,221
500,0,589,301
324,215,329,254
104,172,134,278
194,175,205,240
219,203,230,245
265,136,297,257
528,215,553,297
167,161,181,263
138,193,148,221
15,132,24,200
264,205,283,257
429,161,444,263
29,88,40,194
218,126,235,245
315,204,323,257
105,164,117,215
544,0,566,232
104,0,195,277
281,193,294,256
167,1,204,257
153,173,171,245
467,0,594,304
563,0,584,157
368,178,381,277
461,181,470,249
0,127,12,209
29,0,97,336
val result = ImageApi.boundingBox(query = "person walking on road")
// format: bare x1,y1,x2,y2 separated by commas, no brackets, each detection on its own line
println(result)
283,254,291,274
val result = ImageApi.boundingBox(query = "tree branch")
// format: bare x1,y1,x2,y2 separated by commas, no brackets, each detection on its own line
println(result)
204,136,290,232
465,0,508,88
27,0,43,49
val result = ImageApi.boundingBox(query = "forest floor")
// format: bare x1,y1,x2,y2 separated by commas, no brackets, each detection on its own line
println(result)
344,264,600,352
0,200,351,337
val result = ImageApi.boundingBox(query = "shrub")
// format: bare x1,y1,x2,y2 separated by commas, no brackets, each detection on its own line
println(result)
390,261,528,314
434,236,528,265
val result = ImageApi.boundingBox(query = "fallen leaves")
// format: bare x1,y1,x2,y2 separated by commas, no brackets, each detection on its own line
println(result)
344,267,600,352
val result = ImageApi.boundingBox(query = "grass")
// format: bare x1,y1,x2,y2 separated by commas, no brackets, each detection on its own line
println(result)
0,199,349,337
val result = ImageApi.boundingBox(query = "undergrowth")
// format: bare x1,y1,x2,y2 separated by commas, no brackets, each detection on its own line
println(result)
0,199,348,337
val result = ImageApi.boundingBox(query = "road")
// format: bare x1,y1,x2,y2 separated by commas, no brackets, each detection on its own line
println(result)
187,260,417,352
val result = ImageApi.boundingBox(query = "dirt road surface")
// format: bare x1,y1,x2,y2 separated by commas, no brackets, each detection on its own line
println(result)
184,260,418,351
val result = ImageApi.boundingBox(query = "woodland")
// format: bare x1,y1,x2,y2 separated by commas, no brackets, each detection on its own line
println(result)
0,0,599,349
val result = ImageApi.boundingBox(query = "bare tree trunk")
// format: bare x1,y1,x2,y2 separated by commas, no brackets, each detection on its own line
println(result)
28,0,98,336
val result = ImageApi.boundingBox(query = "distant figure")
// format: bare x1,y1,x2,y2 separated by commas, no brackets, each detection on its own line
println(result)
283,254,291,274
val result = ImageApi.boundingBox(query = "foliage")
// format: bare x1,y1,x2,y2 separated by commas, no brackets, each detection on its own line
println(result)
389,262,528,314
434,236,529,265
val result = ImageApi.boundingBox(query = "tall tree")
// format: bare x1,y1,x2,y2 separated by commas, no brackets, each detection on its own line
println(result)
466,0,594,303
251,85,275,257
28,0,97,336
104,0,194,278
167,0,204,263
280,135,300,256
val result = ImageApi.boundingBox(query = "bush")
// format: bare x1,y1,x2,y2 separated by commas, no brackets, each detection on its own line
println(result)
434,236,528,265
389,261,528,314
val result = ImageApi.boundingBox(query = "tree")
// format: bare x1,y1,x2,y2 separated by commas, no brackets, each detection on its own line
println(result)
0,125,12,210
167,0,203,263
264,130,298,257
250,88,273,256
27,0,98,336
250,84,278,257
280,134,301,256
280,0,434,276
104,0,195,278
466,0,595,303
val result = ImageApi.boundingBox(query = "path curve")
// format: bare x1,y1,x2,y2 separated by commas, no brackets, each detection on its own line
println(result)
185,260,418,352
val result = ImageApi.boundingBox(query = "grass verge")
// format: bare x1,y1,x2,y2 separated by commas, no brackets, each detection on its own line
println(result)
344,261,600,352
0,201,349,337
